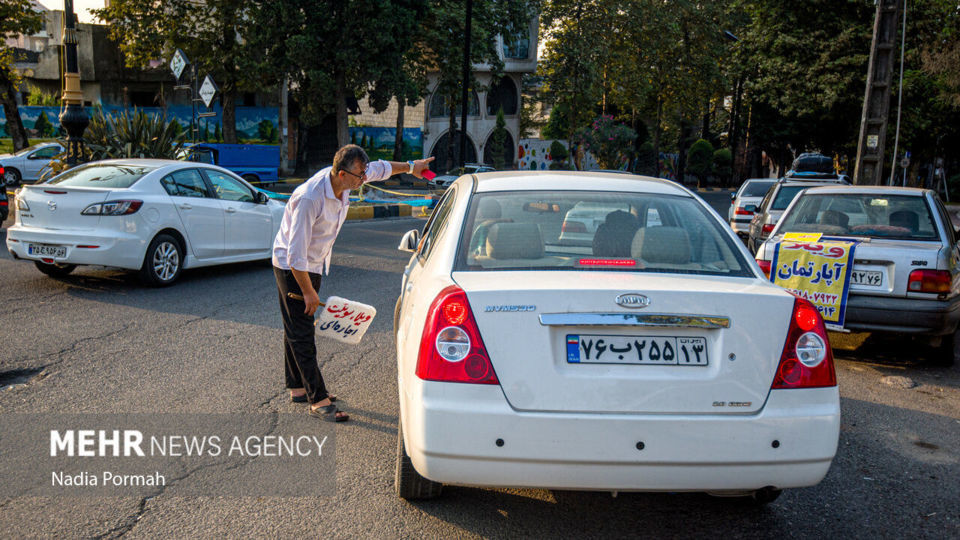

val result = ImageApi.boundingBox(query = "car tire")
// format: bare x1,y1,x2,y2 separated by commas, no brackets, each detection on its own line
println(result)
4,167,22,187
934,327,959,367
395,420,442,499
139,234,183,287
34,261,76,277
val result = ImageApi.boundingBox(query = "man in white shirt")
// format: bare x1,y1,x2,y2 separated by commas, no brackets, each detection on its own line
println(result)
273,144,434,422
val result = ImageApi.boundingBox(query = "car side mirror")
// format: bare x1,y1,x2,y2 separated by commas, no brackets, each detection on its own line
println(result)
256,191,269,204
398,229,420,253
745,204,758,213
730,192,736,201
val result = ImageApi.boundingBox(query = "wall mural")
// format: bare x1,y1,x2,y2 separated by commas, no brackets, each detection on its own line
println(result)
349,126,423,161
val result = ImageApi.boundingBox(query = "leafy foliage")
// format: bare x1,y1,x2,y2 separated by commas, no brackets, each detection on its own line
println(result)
687,139,715,186
32,110,53,137
1,0,44,151
489,108,507,169
574,115,637,170
712,148,733,184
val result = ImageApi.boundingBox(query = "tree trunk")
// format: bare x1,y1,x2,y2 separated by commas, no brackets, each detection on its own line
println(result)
653,97,663,177
222,86,237,144
295,118,309,177
1,71,29,151
393,99,405,161
447,97,457,171
335,71,349,149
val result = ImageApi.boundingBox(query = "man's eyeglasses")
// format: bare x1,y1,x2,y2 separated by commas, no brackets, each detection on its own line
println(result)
341,167,367,180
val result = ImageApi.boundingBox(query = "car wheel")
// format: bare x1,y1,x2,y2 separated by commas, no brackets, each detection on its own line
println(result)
34,261,77,277
395,420,442,499
139,234,183,286
934,326,959,367
4,167,21,187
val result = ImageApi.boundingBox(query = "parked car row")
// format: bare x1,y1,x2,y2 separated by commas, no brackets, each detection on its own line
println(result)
0,142,63,186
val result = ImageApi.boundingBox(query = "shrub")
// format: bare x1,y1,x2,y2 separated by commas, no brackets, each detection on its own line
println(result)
488,107,507,169
573,115,637,170
687,139,715,187
549,140,568,163
712,148,733,186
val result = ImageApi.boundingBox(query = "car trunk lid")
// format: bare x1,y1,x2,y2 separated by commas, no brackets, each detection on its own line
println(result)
17,185,110,230
846,239,946,296
453,271,794,415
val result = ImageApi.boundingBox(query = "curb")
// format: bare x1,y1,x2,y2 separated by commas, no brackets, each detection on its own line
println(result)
346,203,414,221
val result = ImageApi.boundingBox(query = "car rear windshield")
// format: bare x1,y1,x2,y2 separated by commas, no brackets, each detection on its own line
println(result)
454,190,753,277
741,180,774,198
46,163,158,188
771,185,807,210
777,193,939,240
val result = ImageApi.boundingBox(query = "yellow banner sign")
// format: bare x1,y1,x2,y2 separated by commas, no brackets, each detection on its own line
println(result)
770,239,858,328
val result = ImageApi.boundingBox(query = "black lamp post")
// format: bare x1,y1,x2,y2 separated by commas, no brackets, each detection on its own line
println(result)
59,0,89,167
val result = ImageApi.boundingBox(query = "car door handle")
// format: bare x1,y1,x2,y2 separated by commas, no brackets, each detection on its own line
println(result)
225,207,237,213
179,203,193,210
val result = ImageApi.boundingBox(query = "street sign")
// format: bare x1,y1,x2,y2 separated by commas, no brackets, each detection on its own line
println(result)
199,75,218,108
901,151,911,169
170,49,188,80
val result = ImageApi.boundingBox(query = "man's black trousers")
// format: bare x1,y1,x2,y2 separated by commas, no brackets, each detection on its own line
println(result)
274,266,329,404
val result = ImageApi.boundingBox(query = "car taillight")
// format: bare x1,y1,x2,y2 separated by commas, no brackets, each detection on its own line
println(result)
735,207,753,215
562,221,587,233
756,259,771,278
416,285,499,385
907,269,951,293
772,297,836,389
81,200,143,216
762,223,775,234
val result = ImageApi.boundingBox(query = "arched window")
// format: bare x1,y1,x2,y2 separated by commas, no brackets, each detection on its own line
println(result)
486,77,518,116
429,131,477,172
483,130,515,168
429,90,480,118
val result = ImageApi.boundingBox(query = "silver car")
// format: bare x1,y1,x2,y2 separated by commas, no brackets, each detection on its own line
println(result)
0,142,63,186
728,178,775,238
747,176,846,253
755,185,960,366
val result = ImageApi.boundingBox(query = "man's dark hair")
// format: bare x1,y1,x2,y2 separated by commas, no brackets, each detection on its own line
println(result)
332,144,370,176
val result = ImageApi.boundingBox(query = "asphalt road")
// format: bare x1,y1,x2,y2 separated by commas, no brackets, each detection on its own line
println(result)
1,204,958,538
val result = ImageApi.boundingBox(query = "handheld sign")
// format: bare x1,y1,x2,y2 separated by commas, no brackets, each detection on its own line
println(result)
421,169,436,180
314,296,377,344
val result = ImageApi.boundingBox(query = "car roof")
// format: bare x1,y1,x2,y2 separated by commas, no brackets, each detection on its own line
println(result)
798,185,930,196
472,171,691,196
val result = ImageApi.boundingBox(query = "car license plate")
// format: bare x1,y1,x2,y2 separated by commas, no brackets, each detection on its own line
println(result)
27,243,67,258
567,334,708,366
850,269,883,287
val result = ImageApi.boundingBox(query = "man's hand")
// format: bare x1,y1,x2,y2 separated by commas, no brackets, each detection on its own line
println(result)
303,289,321,316
411,156,436,179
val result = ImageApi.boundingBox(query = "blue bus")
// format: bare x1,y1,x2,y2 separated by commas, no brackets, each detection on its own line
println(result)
185,143,280,186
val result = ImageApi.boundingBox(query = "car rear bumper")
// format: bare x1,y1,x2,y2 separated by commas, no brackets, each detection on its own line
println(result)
729,219,751,235
6,225,147,270
402,381,840,492
844,293,960,335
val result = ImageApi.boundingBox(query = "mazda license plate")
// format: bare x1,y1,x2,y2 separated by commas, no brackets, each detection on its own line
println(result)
27,243,67,258
567,334,708,366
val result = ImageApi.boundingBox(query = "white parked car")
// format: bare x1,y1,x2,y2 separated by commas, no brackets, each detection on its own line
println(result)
6,159,284,286
393,171,840,503
728,178,775,238
0,142,64,186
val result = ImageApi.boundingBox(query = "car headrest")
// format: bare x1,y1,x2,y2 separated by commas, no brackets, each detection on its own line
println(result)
631,226,691,264
486,223,544,260
477,198,502,220
821,210,849,228
889,210,919,232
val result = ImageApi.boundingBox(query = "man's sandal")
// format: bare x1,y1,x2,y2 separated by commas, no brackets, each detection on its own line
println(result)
308,404,349,422
291,393,337,403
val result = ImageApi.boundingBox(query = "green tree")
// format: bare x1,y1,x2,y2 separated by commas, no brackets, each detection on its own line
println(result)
489,107,507,169
0,0,44,151
548,139,570,170
33,110,54,137
94,0,263,144
258,119,278,143
574,115,637,170
712,147,733,186
687,139,715,187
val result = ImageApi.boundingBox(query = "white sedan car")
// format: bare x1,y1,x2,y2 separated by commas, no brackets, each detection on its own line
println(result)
1,142,64,186
393,171,840,503
6,159,284,286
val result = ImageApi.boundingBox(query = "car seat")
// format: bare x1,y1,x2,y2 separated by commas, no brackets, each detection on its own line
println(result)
821,210,849,229
593,210,640,257
485,223,544,260
631,226,692,264
889,210,919,233
470,199,505,255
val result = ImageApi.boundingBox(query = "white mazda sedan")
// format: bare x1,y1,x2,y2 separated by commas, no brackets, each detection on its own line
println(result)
6,159,284,286
393,171,840,503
